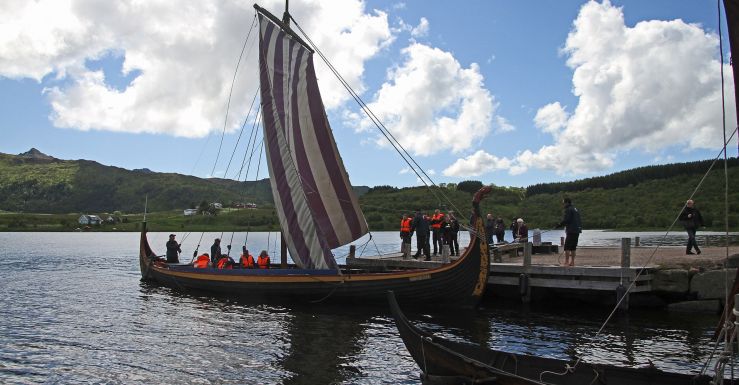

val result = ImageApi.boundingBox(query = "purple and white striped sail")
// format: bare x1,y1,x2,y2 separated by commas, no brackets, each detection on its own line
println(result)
256,12,368,269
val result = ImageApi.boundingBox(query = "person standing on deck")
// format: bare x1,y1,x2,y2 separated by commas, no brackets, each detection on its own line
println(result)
514,218,528,243
400,213,413,258
556,197,582,267
411,211,431,261
485,214,496,245
430,209,445,256
679,199,704,255
210,238,222,266
494,218,506,243
449,212,460,256
165,234,181,263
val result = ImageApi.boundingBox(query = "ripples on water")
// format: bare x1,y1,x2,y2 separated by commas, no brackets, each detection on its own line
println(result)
0,232,735,384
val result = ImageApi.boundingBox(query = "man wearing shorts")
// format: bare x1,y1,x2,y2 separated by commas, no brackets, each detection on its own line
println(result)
557,197,582,266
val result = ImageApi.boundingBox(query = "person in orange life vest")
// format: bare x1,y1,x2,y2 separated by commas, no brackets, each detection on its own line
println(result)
400,213,413,244
430,209,445,256
257,250,271,269
216,254,235,269
240,245,255,268
193,253,210,268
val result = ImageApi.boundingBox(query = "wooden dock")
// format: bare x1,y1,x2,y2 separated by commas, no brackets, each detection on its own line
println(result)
347,238,651,308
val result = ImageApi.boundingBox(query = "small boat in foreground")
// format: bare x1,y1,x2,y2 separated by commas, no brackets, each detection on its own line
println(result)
387,291,717,385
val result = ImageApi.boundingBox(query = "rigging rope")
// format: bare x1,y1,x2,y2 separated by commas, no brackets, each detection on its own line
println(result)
566,129,738,376
289,17,465,217
210,14,258,177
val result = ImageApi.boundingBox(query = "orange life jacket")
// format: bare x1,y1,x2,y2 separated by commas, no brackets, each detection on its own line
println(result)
257,255,270,269
400,218,412,233
216,257,233,269
431,213,445,229
193,254,210,268
240,253,255,268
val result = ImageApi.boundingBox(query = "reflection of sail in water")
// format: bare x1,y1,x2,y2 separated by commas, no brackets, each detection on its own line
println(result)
279,308,369,385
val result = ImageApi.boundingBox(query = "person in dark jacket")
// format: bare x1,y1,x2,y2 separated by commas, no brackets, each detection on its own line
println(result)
210,238,222,265
484,213,495,245
449,212,460,256
165,234,181,263
494,218,505,243
556,197,582,267
411,211,431,260
679,199,704,255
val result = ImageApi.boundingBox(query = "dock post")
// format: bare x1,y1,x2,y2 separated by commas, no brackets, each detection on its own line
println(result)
520,242,532,303
618,238,631,310
621,238,631,268
348,245,356,260
634,236,640,247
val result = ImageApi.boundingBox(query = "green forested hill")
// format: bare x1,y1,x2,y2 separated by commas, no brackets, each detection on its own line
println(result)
1,149,736,231
0,151,274,213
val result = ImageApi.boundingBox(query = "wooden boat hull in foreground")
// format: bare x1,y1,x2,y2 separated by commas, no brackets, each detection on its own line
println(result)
387,291,717,385
139,189,493,308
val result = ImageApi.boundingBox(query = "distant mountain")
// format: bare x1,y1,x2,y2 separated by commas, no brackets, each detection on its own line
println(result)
18,148,55,160
0,149,274,213
0,149,371,214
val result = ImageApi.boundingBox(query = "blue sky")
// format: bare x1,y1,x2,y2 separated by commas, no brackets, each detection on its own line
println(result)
0,0,735,188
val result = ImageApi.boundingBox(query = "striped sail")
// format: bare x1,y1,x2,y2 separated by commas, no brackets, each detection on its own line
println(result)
257,12,369,269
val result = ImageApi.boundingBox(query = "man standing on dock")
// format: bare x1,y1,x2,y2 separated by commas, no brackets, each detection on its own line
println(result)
557,197,582,267
411,211,431,261
400,213,413,258
679,199,703,255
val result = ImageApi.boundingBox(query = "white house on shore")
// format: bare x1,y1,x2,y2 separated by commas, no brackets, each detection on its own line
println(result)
183,209,198,216
78,215,102,225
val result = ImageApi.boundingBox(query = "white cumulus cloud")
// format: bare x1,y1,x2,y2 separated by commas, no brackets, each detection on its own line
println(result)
358,43,495,156
443,150,512,177
0,0,393,138
516,0,734,175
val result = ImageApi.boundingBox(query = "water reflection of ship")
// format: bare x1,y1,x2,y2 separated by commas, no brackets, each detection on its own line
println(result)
279,306,375,385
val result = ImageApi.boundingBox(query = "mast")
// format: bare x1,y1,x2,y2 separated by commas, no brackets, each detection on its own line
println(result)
282,0,290,26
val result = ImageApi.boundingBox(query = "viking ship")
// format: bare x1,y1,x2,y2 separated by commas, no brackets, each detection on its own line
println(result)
139,4,491,308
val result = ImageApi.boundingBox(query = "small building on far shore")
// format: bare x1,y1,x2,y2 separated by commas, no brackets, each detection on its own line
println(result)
183,209,198,216
78,215,102,225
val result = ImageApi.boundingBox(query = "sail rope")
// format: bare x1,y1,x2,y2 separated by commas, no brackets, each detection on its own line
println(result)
562,129,738,377
223,88,261,179
289,17,466,218
210,14,258,177
709,1,736,381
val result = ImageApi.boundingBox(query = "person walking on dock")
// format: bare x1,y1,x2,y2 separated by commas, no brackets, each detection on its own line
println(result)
556,197,582,267
679,199,703,255
411,211,431,261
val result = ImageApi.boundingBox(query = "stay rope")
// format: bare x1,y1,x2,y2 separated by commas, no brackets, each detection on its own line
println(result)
289,17,465,218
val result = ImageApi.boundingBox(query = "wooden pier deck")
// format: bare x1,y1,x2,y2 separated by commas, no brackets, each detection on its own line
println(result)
347,240,739,307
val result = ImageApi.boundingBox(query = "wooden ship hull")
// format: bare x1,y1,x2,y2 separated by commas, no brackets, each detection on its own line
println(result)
387,291,718,385
139,191,491,308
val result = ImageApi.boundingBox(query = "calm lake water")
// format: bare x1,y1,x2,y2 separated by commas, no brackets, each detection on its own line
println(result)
1,231,737,384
